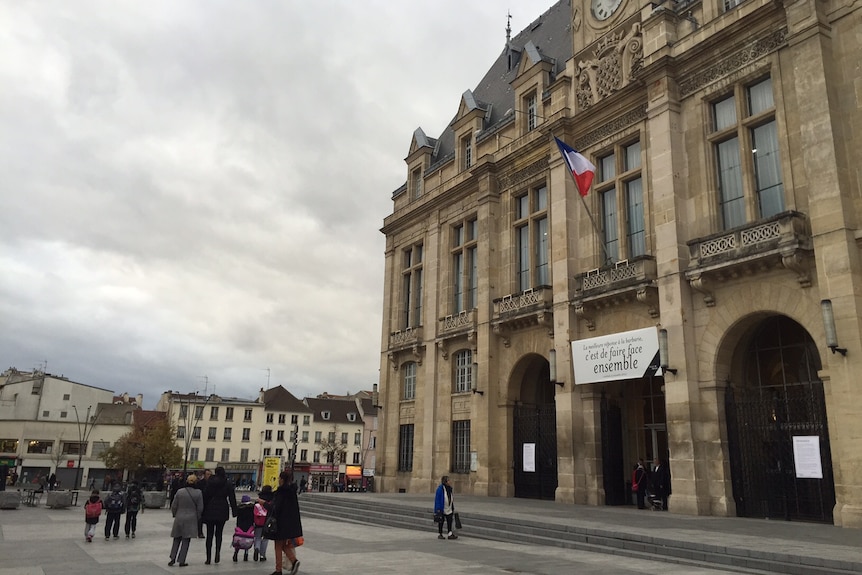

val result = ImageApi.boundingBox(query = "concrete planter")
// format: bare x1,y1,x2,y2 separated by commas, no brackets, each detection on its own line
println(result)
144,491,166,509
0,491,21,509
46,490,73,508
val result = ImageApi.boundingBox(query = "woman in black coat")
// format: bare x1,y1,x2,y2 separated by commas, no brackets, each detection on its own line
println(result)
265,470,303,575
201,466,238,564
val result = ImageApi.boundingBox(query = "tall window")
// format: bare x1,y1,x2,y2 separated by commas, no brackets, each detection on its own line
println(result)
711,77,783,230
402,244,424,329
242,428,250,441
205,448,215,462
515,185,549,291
402,361,417,400
189,448,198,461
221,448,230,461
314,431,322,443
225,407,234,421
266,413,274,423
411,167,423,199
207,427,217,440
398,424,414,472
240,448,249,462
452,219,478,313
244,409,253,422
223,427,232,441
462,135,473,170
177,426,186,439
454,350,472,393
194,406,204,419
596,140,644,263
210,406,219,420
192,427,201,440
265,430,272,441
451,420,471,473
179,405,188,419
525,92,538,131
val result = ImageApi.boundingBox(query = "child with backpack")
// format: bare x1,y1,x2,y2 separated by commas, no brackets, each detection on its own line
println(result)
84,490,103,543
253,484,273,562
125,480,143,538
103,484,126,540
232,495,256,562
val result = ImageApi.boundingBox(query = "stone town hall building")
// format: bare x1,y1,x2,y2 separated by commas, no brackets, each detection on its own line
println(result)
376,0,862,528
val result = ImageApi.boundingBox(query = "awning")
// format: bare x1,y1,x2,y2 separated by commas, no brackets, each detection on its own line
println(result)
346,466,362,478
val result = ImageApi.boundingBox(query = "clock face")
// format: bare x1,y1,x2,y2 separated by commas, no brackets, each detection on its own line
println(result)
591,0,624,21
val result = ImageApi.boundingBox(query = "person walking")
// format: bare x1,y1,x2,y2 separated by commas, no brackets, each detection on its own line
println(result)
169,473,204,567
124,479,143,538
196,469,211,538
103,484,126,540
201,466,238,565
434,476,458,540
83,490,103,543
253,484,274,562
264,470,303,575
651,457,672,511
633,459,648,509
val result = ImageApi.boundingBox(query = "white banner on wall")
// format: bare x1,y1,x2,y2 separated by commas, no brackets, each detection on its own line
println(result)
571,326,661,385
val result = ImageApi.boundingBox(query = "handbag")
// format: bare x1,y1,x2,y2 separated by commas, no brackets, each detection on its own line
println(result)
263,515,278,539
454,512,462,530
433,511,443,524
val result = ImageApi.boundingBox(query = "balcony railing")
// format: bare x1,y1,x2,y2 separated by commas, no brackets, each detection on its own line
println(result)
492,287,554,345
572,257,659,329
685,211,812,306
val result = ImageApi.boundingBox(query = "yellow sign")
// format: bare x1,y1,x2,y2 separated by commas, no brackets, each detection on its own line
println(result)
262,457,281,490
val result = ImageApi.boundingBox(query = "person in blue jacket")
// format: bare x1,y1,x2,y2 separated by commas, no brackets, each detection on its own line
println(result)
434,476,458,540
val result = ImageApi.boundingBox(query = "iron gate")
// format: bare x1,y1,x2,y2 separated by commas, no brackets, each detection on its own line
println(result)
513,403,557,499
725,382,835,522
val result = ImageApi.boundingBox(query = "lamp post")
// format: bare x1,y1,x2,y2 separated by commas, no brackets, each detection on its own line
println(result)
73,405,102,490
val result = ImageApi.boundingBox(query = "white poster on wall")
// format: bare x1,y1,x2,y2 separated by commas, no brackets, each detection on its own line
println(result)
792,436,823,479
522,443,536,472
571,326,661,385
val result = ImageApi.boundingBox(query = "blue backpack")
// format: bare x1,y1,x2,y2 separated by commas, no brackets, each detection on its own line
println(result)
105,491,125,512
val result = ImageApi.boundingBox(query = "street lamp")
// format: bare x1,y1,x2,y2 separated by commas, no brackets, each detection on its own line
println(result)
73,405,103,490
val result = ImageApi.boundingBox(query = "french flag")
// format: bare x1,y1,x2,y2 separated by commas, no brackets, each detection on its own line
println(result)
555,137,596,197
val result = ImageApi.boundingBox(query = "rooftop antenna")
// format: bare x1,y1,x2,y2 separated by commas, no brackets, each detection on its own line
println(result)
262,367,271,389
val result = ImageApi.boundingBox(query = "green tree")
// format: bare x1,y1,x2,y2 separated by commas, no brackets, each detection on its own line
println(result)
102,418,182,479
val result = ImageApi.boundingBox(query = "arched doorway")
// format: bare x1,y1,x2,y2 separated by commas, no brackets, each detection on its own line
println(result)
512,354,557,499
725,315,836,522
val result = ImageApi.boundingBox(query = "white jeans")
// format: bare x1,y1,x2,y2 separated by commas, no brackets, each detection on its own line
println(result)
85,522,97,539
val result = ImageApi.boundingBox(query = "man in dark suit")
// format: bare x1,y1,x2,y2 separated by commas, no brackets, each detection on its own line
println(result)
651,457,671,510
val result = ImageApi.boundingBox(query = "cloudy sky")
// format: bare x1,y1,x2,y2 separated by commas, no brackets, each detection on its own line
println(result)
0,0,558,407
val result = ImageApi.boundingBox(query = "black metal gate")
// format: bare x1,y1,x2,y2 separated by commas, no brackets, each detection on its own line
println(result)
513,403,557,499
601,394,626,505
726,382,835,522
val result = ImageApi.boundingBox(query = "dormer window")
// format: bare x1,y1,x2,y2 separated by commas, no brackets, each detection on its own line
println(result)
411,167,423,199
322,411,331,421
347,412,356,422
462,135,473,170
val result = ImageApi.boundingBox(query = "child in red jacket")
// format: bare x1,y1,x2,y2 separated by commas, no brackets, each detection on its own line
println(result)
84,490,103,542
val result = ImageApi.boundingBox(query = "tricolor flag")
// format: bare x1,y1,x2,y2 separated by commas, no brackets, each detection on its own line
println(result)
555,137,596,197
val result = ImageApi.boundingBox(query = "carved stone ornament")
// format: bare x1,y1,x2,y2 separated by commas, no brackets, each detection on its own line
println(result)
577,23,643,111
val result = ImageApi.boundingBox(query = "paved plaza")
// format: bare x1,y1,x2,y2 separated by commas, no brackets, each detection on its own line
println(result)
0,500,784,575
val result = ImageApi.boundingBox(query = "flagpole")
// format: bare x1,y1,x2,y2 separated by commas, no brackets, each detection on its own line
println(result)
552,134,613,267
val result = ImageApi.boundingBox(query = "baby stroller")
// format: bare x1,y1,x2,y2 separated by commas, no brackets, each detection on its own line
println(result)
645,489,664,511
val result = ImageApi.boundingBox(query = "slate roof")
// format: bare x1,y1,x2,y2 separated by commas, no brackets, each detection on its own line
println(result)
264,385,312,413
397,0,573,190
303,397,363,425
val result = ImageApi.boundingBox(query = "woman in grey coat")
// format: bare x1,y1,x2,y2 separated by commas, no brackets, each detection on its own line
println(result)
169,474,204,566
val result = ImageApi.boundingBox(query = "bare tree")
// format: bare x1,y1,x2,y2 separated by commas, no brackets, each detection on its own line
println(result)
317,425,347,491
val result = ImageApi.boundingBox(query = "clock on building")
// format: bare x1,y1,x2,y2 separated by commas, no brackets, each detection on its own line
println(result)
591,0,624,21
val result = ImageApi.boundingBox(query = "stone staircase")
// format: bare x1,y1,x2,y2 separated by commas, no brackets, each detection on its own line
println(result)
297,494,861,575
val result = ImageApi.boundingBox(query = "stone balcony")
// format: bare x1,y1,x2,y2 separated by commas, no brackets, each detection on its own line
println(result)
492,286,554,346
572,257,659,330
387,326,424,369
436,310,478,359
684,211,812,306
